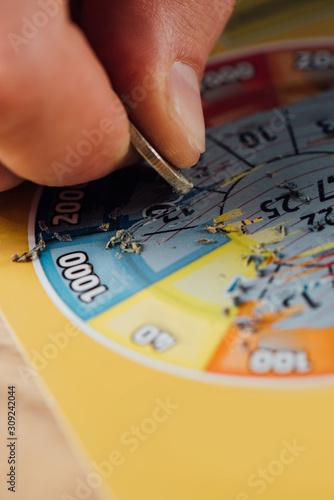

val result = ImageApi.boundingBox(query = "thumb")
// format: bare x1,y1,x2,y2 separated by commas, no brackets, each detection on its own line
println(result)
80,0,235,168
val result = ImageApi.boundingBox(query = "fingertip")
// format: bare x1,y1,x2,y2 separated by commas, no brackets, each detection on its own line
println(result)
167,62,206,157
128,62,205,170
78,1,207,170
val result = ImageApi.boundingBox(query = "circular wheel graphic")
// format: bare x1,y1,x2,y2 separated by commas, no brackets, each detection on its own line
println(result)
30,39,334,383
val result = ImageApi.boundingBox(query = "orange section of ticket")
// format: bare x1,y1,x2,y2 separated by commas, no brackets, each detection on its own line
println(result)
207,301,334,377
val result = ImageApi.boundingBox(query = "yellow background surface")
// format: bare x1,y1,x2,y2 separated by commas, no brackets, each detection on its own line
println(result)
1,2,334,499
0,182,334,500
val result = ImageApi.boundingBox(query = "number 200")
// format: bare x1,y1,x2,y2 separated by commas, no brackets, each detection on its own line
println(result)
52,184,87,226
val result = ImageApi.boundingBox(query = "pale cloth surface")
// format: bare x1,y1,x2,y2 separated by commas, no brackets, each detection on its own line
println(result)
0,317,107,500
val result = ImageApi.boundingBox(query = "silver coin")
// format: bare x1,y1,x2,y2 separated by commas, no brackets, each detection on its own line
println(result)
129,122,194,194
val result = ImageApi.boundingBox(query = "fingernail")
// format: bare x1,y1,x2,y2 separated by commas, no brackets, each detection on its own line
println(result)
168,62,205,153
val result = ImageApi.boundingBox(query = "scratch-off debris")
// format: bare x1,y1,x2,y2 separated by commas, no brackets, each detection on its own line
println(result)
308,221,326,232
205,222,230,234
198,238,215,245
250,227,286,245
250,243,265,253
131,242,142,254
99,223,110,232
215,208,243,224
38,220,49,232
276,181,310,203
234,316,260,334
106,229,142,254
237,222,249,235
53,232,72,242
108,207,123,220
242,253,267,270
11,233,46,263
38,220,72,241
278,225,287,237
229,302,305,351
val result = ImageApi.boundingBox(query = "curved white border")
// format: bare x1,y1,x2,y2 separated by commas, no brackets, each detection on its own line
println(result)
29,186,334,389
29,39,334,389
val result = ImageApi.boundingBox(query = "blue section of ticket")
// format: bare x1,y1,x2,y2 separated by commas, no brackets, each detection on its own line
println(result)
38,226,229,321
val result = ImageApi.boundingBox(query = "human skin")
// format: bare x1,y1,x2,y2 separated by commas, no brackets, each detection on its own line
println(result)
0,0,235,191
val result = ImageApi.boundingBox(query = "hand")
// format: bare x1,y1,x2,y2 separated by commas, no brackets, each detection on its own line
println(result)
0,0,235,191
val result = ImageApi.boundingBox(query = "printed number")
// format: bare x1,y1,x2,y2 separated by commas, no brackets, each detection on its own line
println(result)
300,207,334,226
201,61,255,91
144,204,178,222
143,202,194,224
132,325,176,352
260,176,334,219
260,194,299,219
161,207,194,223
52,184,87,226
57,252,107,303
249,349,310,375
294,50,334,71
317,176,334,202
316,119,334,136
239,126,276,149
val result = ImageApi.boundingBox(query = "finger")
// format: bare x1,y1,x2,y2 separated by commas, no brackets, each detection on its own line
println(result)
0,0,130,187
0,164,23,192
80,0,235,168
